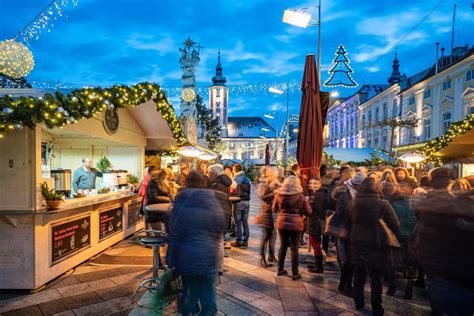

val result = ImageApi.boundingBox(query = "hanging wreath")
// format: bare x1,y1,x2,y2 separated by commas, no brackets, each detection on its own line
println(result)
0,82,186,145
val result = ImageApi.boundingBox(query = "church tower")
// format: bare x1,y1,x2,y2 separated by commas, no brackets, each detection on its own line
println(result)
209,50,229,137
387,52,402,85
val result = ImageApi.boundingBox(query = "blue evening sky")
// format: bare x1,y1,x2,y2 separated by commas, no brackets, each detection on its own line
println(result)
1,0,472,128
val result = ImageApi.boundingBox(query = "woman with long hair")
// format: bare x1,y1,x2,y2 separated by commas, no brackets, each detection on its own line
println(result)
350,177,400,315
273,176,312,280
256,168,280,267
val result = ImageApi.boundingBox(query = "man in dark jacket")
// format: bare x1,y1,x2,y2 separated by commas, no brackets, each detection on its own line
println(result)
167,171,226,315
230,163,251,248
414,167,474,314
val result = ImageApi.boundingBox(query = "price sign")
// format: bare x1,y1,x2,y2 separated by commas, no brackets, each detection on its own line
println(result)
51,216,91,264
99,207,123,240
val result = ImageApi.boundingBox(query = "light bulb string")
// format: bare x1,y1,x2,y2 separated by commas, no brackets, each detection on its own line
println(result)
14,0,56,41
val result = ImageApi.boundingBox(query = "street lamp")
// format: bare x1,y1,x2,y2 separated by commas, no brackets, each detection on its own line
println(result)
263,110,279,162
269,83,290,166
282,2,322,85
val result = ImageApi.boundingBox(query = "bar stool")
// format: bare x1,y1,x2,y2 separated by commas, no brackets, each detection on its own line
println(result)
132,229,168,302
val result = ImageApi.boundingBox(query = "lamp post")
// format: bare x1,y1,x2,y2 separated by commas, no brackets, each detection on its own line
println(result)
263,111,279,162
282,1,322,85
269,83,290,166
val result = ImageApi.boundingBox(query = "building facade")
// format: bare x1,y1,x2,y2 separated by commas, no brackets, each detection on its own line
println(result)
358,46,474,152
207,52,283,162
327,85,388,148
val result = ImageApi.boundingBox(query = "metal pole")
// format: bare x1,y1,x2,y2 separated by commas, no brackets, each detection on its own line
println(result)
276,111,279,161
451,3,456,52
285,82,290,166
317,0,321,86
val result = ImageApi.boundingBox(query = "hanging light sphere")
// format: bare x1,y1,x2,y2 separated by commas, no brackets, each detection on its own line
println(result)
108,104,115,110
0,40,35,78
2,107,13,115
13,123,23,131
181,87,196,102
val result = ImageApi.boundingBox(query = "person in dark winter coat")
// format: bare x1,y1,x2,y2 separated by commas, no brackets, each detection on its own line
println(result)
230,164,252,248
414,167,474,315
306,177,331,273
207,164,233,275
273,175,312,280
331,169,362,297
167,171,226,316
256,168,280,267
350,177,400,316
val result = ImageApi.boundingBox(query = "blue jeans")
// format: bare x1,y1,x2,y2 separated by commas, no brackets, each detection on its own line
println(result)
180,275,217,316
234,201,250,243
426,275,474,315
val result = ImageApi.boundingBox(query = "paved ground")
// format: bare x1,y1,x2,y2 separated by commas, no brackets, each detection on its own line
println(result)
0,186,432,315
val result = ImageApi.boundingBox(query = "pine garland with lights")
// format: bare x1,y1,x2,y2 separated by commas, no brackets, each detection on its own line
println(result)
420,114,474,164
194,94,222,150
0,82,186,144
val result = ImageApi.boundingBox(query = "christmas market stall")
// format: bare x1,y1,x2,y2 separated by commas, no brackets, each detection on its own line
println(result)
420,114,474,177
0,83,185,290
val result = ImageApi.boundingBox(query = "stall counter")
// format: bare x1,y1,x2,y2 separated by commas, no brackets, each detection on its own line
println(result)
0,192,144,290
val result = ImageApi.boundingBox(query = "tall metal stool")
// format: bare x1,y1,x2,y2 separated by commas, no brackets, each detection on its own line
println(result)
132,229,168,302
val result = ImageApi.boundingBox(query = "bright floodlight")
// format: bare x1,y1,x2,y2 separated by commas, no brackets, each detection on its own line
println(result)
261,127,270,132
269,87,284,95
330,91,340,98
398,152,427,164
282,9,312,28
264,114,275,119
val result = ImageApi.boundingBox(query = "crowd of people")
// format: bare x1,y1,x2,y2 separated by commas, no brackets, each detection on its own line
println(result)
137,161,474,315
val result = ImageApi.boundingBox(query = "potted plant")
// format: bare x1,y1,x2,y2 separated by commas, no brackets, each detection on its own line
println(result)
41,182,64,210
96,156,112,173
128,174,139,187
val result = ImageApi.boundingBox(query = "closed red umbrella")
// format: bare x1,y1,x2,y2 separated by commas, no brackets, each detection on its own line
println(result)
296,54,329,188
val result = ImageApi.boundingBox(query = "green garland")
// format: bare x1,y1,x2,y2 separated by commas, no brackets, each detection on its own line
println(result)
0,82,186,145
194,94,222,150
420,114,474,164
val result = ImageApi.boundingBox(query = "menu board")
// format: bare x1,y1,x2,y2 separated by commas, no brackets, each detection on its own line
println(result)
99,207,123,240
51,216,91,264
128,199,143,228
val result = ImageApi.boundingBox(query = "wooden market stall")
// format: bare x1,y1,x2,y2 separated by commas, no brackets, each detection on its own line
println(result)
0,87,182,290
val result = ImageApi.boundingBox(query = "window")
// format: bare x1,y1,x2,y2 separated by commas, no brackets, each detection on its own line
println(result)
466,69,474,81
362,115,366,126
382,132,388,150
442,111,451,133
423,118,431,140
374,132,379,148
368,111,372,124
383,103,388,120
469,107,474,115
375,107,380,122
424,89,431,99
392,99,398,117
409,96,415,105
442,80,451,90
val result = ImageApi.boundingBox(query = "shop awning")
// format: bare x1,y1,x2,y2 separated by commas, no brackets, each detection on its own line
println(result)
127,100,177,150
436,126,474,159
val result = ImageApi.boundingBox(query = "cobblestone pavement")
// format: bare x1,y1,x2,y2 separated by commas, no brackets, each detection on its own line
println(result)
0,186,431,315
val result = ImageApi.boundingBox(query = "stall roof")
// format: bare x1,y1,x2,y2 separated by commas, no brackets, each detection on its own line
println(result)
324,147,388,162
437,127,474,159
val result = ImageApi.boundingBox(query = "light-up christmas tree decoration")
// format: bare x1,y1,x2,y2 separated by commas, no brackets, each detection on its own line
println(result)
324,44,358,88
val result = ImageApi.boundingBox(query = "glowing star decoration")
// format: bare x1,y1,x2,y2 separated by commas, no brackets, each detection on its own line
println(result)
324,44,358,88
0,40,35,78
181,87,197,102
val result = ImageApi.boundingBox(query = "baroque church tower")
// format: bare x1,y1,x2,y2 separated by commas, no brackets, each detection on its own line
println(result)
209,50,229,137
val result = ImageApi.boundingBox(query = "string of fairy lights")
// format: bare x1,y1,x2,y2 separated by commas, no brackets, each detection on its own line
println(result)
0,0,79,79
26,80,306,97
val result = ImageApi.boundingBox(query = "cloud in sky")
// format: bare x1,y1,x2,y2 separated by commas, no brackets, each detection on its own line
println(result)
0,0,472,121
